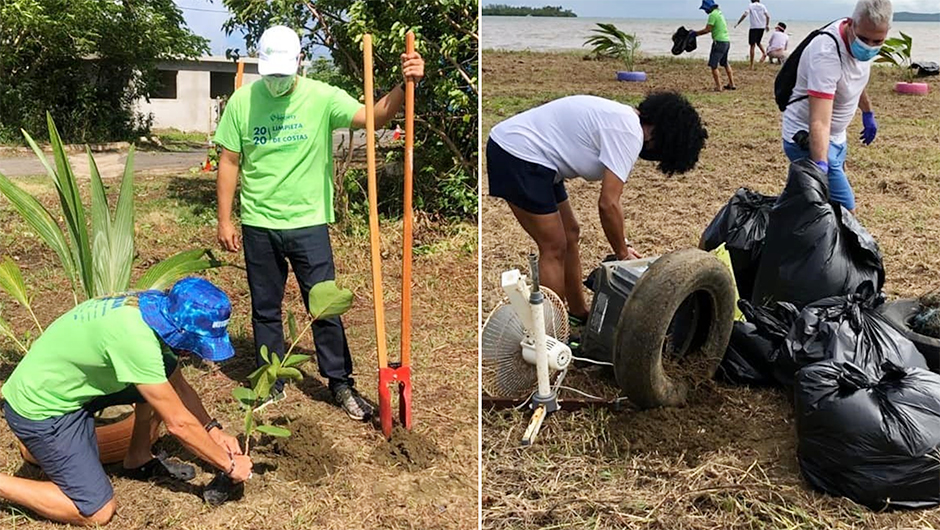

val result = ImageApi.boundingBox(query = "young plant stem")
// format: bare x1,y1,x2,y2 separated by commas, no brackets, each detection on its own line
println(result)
1,329,28,355
25,305,43,335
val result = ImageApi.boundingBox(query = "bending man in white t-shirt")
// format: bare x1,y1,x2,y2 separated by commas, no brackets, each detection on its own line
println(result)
781,0,890,212
486,93,708,323
765,22,789,63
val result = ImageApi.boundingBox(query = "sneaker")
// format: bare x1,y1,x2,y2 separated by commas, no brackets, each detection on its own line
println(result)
253,388,287,412
333,385,373,421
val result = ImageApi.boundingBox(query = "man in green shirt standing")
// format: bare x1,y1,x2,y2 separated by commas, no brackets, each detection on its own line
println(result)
0,277,252,526
214,26,424,420
693,0,737,91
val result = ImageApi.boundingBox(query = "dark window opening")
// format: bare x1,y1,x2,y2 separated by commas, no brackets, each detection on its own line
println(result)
210,71,236,98
152,70,178,99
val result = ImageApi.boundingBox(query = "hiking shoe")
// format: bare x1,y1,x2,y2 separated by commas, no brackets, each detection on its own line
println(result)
253,388,287,412
333,385,373,421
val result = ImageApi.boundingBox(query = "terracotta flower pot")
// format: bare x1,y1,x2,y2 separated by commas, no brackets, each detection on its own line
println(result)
895,81,929,95
18,405,157,465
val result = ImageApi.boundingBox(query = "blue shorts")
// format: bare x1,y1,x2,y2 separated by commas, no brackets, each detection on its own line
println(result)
782,139,855,210
2,351,177,517
4,403,112,517
486,137,568,215
709,41,731,68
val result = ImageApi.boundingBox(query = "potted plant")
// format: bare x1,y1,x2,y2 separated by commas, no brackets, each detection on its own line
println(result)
584,23,646,82
877,32,929,95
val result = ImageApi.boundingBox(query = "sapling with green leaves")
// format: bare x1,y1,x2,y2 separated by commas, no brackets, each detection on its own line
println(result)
230,280,353,454
876,32,916,83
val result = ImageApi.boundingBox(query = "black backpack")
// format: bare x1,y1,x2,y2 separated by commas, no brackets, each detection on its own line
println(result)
774,22,843,111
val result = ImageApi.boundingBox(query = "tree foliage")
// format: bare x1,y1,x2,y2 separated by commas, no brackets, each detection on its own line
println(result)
220,0,478,220
0,0,208,143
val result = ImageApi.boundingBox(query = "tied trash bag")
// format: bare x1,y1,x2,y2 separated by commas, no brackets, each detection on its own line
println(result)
701,188,777,301
775,283,927,386
751,159,884,308
718,299,800,386
796,361,940,509
671,26,698,55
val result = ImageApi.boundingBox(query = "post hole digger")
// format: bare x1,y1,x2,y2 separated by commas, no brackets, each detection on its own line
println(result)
482,248,738,445
363,32,416,439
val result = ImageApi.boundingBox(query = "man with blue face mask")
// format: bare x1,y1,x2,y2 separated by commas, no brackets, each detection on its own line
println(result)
213,25,424,421
781,0,891,213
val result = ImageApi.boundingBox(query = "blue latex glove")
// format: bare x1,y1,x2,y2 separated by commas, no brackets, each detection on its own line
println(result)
689,30,697,36
815,160,829,173
860,111,877,145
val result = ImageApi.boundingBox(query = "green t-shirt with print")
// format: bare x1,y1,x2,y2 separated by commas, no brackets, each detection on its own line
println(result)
708,9,730,42
2,297,170,420
213,77,363,229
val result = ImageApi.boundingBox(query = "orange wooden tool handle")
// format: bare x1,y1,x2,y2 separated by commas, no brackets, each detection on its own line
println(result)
401,31,415,368
364,35,389,370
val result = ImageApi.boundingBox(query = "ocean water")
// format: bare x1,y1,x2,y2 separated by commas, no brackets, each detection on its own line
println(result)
482,16,940,63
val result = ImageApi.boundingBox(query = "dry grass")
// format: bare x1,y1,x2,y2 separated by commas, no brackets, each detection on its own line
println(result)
482,51,940,529
0,170,479,530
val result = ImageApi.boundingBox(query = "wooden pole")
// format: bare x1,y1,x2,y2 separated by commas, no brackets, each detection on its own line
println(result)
235,59,245,89
401,31,415,368
364,35,388,370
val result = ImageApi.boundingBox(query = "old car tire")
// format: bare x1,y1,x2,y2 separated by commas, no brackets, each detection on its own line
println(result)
617,71,647,82
877,298,940,372
613,248,736,408
19,406,156,465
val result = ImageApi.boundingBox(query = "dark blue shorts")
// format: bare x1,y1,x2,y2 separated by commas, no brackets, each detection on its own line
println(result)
4,402,112,517
709,41,731,68
2,351,177,517
486,137,568,215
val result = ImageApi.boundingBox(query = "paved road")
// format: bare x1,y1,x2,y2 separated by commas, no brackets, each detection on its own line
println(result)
0,129,390,178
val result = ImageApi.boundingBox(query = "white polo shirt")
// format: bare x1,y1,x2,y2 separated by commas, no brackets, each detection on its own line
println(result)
782,19,871,145
767,30,788,52
747,2,769,29
488,95,643,183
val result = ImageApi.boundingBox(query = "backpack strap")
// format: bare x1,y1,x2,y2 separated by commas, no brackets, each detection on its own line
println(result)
787,23,844,108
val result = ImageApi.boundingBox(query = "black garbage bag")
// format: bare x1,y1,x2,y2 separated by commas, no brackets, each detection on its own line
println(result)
717,320,778,385
751,159,884,307
796,360,940,509
671,26,698,55
775,283,927,386
701,188,777,300
912,61,940,77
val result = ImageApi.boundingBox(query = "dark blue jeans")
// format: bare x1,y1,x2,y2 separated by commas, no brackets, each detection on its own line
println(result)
242,224,354,392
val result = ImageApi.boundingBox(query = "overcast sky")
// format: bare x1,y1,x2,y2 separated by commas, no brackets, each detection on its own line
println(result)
176,0,940,56
487,0,940,20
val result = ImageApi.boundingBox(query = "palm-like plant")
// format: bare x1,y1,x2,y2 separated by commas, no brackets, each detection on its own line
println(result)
584,23,641,72
876,32,915,83
0,113,222,352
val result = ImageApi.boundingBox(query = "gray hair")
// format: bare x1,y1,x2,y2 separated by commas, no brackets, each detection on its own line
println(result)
853,0,893,27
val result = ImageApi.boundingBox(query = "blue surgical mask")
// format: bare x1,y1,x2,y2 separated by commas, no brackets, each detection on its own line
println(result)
262,74,296,97
850,38,881,62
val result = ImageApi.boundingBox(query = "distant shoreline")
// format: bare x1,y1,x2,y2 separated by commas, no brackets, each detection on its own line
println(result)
482,14,939,23
481,5,577,17
893,12,940,22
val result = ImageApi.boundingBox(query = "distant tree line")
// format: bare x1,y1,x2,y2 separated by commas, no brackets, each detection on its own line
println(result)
482,4,576,17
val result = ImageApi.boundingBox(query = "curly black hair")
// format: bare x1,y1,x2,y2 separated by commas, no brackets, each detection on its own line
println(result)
637,91,708,175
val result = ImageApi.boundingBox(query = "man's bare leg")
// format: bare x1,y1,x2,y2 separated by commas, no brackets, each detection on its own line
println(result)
122,402,161,469
0,475,115,526
507,202,569,310
557,200,589,318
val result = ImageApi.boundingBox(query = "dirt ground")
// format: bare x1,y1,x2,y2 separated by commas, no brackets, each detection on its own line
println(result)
0,169,479,529
482,51,940,529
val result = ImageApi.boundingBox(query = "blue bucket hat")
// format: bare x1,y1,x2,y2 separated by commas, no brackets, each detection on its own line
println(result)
138,277,234,362
700,0,717,11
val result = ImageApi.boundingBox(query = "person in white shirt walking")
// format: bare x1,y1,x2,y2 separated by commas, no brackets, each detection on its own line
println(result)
485,93,708,325
735,0,771,68
781,0,891,213
765,22,790,64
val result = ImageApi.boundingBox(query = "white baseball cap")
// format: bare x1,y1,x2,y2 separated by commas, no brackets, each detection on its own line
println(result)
258,25,301,76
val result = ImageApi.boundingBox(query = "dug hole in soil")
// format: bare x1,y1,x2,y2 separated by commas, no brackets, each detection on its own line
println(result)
203,416,440,505
371,426,441,472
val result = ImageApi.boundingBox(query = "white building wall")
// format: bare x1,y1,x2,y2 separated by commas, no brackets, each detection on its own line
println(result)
137,70,261,133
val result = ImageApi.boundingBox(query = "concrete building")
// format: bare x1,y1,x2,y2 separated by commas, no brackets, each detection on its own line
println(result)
137,56,261,133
